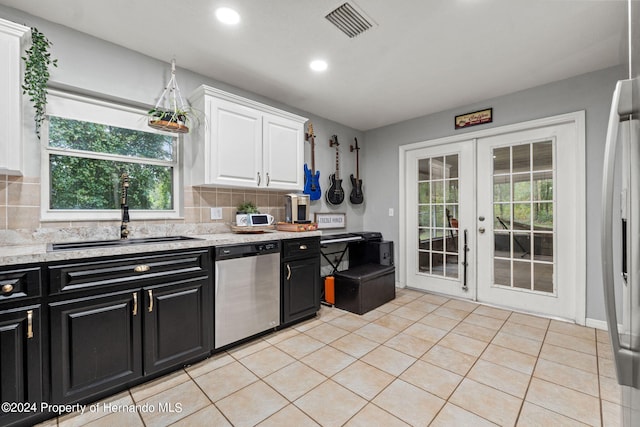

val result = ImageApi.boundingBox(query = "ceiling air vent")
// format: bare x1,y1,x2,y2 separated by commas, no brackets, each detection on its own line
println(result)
325,2,375,38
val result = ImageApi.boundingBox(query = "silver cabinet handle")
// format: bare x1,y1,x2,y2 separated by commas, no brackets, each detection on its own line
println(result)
133,292,138,316
148,290,154,313
601,78,636,387
26,310,33,339
266,172,270,186
2,283,14,294
299,245,307,250
286,264,291,280
257,172,262,186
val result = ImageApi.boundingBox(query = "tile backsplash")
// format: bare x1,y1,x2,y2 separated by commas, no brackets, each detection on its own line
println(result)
0,174,288,232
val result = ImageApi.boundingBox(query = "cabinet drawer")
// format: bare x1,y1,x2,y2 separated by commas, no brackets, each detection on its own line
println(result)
0,267,41,303
49,249,210,294
282,237,320,260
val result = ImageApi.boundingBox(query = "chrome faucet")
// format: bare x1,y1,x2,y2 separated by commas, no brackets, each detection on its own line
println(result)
120,173,130,239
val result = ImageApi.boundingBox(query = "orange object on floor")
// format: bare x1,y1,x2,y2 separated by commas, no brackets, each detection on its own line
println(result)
324,276,335,304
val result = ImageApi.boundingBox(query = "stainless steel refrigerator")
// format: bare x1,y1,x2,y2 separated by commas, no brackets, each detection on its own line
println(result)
601,1,640,425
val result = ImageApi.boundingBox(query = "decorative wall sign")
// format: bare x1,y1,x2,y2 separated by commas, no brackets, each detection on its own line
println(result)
315,212,346,229
455,108,493,129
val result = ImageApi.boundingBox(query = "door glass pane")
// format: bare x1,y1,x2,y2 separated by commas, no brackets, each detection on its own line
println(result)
432,181,444,203
419,182,430,203
513,174,531,201
491,140,554,294
432,157,444,179
432,252,444,276
513,261,531,289
494,204,511,230
494,259,511,286
513,233,531,259
418,158,431,180
446,255,459,278
533,263,553,292
445,155,459,178
512,145,530,173
493,147,510,174
495,232,511,258
419,206,431,227
419,228,430,250
533,233,553,262
513,203,531,229
419,251,430,273
416,153,460,282
532,172,553,201
493,175,510,202
446,180,459,203
533,202,553,230
532,141,553,171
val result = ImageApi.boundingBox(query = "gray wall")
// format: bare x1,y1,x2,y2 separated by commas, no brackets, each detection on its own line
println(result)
0,5,365,232
362,65,626,322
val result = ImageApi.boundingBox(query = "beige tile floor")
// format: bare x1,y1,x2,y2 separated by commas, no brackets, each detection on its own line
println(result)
39,288,622,427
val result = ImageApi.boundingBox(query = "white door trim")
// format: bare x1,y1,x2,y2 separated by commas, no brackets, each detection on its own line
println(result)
398,111,586,324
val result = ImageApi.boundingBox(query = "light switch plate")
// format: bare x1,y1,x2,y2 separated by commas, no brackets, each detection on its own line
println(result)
210,207,223,220
388,208,394,216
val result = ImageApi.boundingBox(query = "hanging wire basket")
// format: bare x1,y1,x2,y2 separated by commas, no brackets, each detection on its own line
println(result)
148,59,190,134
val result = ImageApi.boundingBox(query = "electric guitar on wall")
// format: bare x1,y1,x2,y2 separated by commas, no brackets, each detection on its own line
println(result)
349,137,364,204
326,135,345,205
303,122,321,200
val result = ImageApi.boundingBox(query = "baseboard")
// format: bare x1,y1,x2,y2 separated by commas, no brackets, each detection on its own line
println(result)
586,318,609,331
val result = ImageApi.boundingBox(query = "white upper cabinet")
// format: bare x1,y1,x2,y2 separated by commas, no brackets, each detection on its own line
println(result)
187,85,307,190
0,19,29,175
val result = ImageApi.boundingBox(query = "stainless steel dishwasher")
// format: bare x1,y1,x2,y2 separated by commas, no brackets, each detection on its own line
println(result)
214,241,280,349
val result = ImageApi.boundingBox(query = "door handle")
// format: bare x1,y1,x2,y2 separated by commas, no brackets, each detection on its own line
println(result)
286,264,291,280
148,290,154,312
601,78,637,387
478,227,486,234
257,172,262,186
132,292,138,316
266,172,270,186
26,310,33,339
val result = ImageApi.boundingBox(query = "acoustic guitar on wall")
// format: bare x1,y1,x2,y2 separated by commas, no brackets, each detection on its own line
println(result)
349,137,364,204
303,122,321,200
326,135,345,205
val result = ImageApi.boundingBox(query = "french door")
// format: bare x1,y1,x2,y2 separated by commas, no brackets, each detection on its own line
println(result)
402,113,585,321
405,140,476,299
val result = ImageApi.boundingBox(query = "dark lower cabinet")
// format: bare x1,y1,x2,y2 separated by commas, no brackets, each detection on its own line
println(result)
282,237,321,324
49,291,142,403
47,248,212,406
143,277,209,375
0,305,42,427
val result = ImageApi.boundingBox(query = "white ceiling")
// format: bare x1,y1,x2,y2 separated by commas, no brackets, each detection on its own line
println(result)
0,0,628,131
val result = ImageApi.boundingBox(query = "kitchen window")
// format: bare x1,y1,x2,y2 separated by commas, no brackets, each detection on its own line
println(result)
41,90,181,221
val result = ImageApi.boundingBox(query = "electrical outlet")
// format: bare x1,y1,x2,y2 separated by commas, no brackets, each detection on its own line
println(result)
210,207,223,220
388,208,394,217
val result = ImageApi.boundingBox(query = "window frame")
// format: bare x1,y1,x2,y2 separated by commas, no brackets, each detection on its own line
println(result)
40,90,183,222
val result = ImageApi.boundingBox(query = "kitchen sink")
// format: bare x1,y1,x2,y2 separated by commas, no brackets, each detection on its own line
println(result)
48,235,202,251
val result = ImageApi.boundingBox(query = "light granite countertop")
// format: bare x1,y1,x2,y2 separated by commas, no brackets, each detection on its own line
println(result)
0,230,322,266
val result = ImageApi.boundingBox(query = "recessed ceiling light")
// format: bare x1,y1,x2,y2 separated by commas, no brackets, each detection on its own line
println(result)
216,7,240,25
310,60,328,72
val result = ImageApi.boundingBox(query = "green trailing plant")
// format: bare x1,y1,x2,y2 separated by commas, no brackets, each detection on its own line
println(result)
237,201,259,214
22,27,58,139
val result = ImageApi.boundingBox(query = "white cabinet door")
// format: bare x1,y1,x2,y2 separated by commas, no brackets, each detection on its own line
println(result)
262,114,304,190
0,20,28,175
188,85,307,189
209,98,262,187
